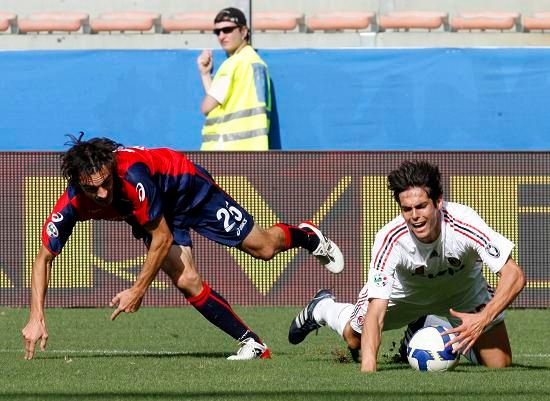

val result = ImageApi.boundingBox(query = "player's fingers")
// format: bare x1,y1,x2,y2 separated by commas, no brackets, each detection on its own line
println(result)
24,339,35,360
40,335,48,352
441,326,460,336
110,307,122,321
448,308,462,317
109,294,120,308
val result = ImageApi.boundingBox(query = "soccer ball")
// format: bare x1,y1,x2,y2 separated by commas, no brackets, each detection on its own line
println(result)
407,325,459,372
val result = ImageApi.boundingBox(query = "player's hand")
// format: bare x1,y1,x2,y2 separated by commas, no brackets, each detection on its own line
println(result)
197,50,213,75
360,358,378,373
109,287,145,321
21,318,48,360
442,308,489,354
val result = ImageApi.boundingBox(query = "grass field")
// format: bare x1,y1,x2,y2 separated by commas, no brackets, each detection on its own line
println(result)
0,307,548,401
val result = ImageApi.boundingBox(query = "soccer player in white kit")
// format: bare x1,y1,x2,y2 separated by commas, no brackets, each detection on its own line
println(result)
288,160,526,372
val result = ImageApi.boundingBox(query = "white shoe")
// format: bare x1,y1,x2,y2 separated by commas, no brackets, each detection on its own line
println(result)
227,337,271,360
299,221,344,274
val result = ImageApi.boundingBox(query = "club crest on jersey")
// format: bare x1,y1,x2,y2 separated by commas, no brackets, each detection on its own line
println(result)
136,183,145,202
485,243,500,258
46,222,59,238
372,273,389,287
51,212,63,222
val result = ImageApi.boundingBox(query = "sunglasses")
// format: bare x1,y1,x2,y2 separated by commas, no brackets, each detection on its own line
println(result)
213,25,239,36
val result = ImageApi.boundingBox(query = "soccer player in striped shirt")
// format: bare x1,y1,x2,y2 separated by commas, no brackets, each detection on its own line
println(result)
289,160,525,372
21,135,343,361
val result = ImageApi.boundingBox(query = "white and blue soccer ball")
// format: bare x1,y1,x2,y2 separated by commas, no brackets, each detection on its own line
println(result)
407,325,459,372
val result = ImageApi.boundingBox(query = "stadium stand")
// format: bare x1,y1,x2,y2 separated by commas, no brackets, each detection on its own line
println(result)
162,12,216,33
523,12,550,31
18,12,89,34
89,11,161,34
306,12,375,32
378,11,448,32
0,11,17,33
0,0,550,47
252,12,303,32
450,11,521,32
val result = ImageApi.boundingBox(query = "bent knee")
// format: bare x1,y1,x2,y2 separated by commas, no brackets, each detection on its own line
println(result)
173,270,201,290
483,355,512,368
343,323,361,349
241,245,276,261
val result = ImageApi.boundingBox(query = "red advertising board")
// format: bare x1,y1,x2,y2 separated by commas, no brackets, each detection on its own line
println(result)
1,152,548,307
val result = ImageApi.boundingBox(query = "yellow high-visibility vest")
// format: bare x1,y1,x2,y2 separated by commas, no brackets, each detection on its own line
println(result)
201,46,271,151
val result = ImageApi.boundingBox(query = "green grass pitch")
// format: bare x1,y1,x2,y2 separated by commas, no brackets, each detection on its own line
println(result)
0,308,548,401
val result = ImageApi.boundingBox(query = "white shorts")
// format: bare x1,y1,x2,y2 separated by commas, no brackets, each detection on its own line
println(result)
349,284,505,334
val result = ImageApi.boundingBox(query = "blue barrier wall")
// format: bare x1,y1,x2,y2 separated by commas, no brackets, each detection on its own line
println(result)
2,48,549,150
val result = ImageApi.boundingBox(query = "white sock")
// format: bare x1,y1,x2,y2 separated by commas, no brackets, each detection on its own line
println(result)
313,299,354,337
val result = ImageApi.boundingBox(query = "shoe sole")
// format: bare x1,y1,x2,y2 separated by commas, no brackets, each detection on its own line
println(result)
299,221,344,274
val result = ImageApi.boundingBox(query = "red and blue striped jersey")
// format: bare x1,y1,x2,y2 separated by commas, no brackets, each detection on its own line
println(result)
41,146,215,255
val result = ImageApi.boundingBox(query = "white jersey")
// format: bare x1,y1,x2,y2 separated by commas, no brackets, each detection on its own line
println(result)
366,201,513,309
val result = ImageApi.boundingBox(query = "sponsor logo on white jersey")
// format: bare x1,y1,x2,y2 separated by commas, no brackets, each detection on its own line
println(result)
485,243,500,258
373,273,389,287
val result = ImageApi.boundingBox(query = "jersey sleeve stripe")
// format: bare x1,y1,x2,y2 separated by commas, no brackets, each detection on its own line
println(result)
443,210,489,247
443,209,490,241
373,224,408,272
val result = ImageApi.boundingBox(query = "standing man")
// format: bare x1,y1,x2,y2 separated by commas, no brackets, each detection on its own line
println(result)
197,7,271,150
288,160,525,372
22,135,343,361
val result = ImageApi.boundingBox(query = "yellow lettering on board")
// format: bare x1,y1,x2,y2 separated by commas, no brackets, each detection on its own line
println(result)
0,267,14,288
215,176,351,295
25,177,163,289
451,176,550,289
362,176,400,282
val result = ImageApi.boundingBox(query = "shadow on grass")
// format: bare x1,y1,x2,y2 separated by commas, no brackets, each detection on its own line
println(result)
1,388,550,400
33,351,228,360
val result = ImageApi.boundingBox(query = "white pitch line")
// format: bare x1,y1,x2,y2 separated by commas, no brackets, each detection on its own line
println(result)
0,349,549,358
0,349,191,356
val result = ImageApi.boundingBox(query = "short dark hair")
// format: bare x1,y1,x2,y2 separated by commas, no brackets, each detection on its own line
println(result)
214,7,247,26
61,133,122,185
214,7,249,42
387,160,443,204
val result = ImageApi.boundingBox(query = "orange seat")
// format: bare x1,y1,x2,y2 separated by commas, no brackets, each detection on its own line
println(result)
90,11,161,33
0,12,16,32
307,11,375,31
379,11,447,31
252,12,303,32
451,11,520,31
18,12,88,33
523,12,550,31
162,12,215,33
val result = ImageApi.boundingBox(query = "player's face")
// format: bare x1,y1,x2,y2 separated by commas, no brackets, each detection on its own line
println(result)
79,165,114,206
398,186,442,243
214,21,246,54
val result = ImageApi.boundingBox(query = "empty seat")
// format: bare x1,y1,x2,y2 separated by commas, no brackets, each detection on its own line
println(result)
162,12,215,33
18,12,88,33
252,12,303,32
451,11,520,31
523,12,550,31
0,12,16,32
90,11,161,33
306,11,375,32
379,11,448,31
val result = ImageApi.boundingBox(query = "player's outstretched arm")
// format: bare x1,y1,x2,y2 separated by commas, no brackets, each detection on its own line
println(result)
444,257,526,353
21,245,55,360
361,298,389,373
110,216,173,321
